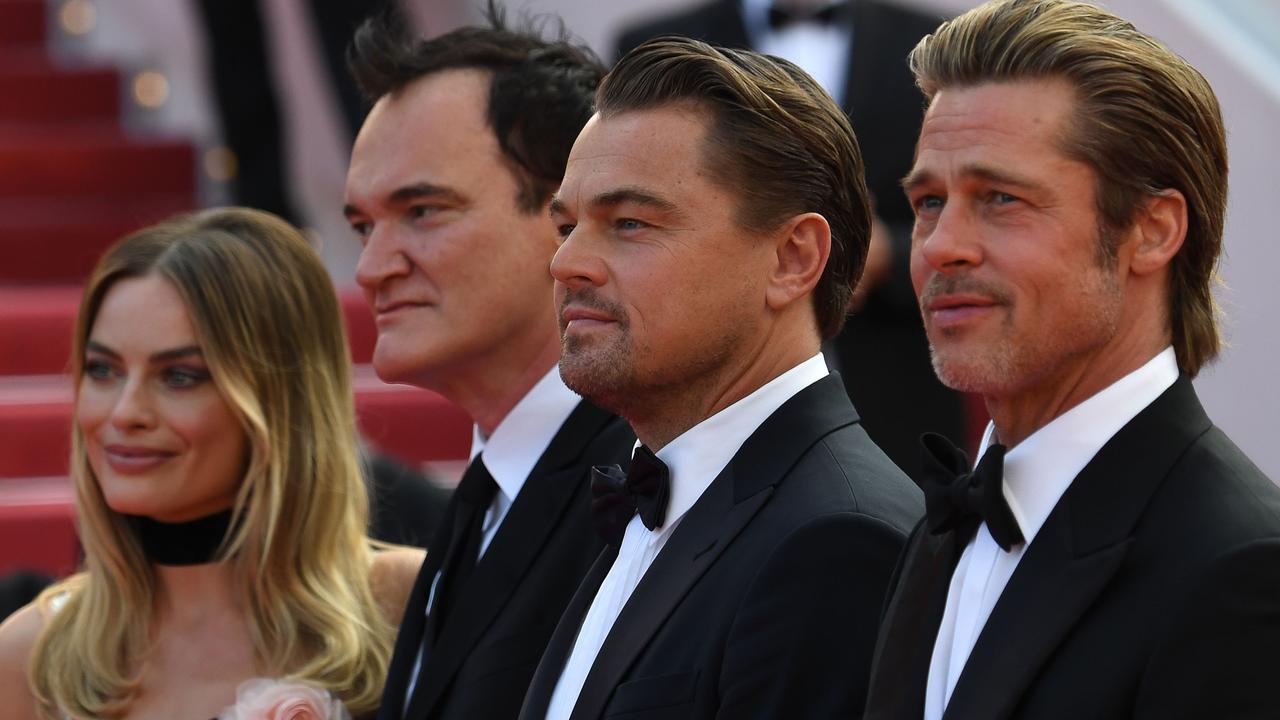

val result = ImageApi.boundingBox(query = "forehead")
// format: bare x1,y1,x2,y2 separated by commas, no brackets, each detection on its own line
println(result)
914,78,1080,177
92,275,196,345
561,105,720,201
346,68,503,201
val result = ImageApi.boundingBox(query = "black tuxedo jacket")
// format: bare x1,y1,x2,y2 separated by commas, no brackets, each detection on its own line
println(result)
865,376,1280,719
379,400,635,720
520,375,923,719
617,1,964,479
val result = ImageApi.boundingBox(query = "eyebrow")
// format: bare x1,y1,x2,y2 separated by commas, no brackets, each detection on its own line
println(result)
86,341,203,363
343,182,465,219
550,187,682,218
902,164,1050,195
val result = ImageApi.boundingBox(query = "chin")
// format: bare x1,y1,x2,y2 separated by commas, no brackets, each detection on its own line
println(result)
560,351,633,417
929,348,1013,396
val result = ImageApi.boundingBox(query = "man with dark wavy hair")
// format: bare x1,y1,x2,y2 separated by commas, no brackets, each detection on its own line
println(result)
518,36,921,720
865,1,1280,718
342,10,634,720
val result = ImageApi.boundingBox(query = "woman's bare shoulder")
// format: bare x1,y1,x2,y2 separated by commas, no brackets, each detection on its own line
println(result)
0,603,47,718
370,546,426,625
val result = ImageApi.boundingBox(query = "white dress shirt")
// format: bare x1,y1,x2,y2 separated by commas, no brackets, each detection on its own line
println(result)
741,0,852,105
404,364,581,704
924,347,1179,719
545,354,831,720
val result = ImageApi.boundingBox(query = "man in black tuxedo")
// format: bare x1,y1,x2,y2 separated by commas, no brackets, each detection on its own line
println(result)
617,0,965,479
865,2,1280,718
343,13,635,720
518,37,922,720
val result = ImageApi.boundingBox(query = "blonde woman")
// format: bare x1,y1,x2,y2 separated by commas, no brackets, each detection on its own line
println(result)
0,208,422,719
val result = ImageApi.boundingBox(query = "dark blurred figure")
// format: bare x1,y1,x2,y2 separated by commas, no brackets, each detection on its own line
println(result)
195,0,401,223
0,571,52,623
618,0,967,479
365,449,450,549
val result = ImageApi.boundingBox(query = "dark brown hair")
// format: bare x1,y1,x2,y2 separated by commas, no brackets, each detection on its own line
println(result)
910,0,1228,376
348,4,604,213
596,36,872,340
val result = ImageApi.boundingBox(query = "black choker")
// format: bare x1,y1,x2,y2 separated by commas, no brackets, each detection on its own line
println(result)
131,510,235,566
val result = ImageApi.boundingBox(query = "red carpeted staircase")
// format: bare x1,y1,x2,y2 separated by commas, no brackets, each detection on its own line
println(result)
0,1,468,577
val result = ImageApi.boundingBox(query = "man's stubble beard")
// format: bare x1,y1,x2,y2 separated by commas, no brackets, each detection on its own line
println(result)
925,257,1124,397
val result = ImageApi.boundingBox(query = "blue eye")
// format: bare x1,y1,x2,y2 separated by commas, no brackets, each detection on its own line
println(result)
617,218,648,232
993,192,1018,205
83,359,114,381
915,196,944,212
163,366,211,389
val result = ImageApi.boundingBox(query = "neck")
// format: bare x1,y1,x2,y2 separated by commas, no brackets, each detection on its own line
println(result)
152,560,243,627
630,323,819,451
987,333,1169,448
435,335,561,437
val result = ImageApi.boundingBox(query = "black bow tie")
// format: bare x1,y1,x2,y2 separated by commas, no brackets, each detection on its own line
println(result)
919,432,1024,551
591,445,671,546
767,2,849,30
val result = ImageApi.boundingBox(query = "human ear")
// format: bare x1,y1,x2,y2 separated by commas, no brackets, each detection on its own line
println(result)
765,212,831,311
1129,189,1187,277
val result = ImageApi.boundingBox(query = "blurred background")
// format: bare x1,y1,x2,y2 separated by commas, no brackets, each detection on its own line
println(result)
0,0,1276,593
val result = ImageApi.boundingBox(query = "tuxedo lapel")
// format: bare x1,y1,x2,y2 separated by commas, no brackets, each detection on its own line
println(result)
378,497,456,720
520,545,620,720
568,467,773,720
942,377,1211,719
402,401,615,720
864,524,963,720
567,375,859,720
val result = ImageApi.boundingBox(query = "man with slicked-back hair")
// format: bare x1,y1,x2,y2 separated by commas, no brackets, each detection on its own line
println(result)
343,8,634,720
518,37,921,720
865,2,1280,718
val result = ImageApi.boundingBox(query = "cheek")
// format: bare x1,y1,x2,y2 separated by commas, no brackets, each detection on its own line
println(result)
74,384,113,438
170,398,248,472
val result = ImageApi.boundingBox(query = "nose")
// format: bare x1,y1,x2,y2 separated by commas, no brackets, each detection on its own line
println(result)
550,227,607,291
355,224,413,292
109,377,157,432
916,203,983,275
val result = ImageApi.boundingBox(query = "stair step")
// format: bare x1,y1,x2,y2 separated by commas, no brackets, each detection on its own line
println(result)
0,0,45,47
0,195,194,282
0,284,375,374
0,65,120,123
0,477,78,577
0,136,195,198
0,367,470,478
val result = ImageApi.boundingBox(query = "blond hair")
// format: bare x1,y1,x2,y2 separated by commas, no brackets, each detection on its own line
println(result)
909,0,1228,375
29,208,391,717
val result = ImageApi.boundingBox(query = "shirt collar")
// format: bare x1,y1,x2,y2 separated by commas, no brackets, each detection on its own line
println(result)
653,353,830,527
470,365,582,505
977,346,1179,544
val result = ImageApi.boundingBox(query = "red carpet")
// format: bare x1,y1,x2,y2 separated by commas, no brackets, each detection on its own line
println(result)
0,4,468,576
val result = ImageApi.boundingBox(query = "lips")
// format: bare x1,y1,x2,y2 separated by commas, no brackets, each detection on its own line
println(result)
373,299,431,323
924,294,1002,329
560,305,617,332
102,444,177,474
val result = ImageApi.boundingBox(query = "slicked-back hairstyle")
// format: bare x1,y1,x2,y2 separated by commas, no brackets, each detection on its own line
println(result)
910,0,1228,376
347,3,605,213
596,37,872,340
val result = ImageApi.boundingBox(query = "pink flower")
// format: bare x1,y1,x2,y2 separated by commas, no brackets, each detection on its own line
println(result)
218,679,351,720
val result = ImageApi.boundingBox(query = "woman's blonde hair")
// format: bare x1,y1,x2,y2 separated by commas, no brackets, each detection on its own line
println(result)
28,207,391,717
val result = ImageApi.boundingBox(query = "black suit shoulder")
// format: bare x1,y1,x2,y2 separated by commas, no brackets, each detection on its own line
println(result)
1124,423,1280,718
597,383,921,719
384,401,634,720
